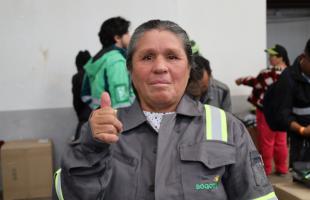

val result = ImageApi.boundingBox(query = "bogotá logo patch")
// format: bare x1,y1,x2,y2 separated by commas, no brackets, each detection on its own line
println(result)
195,175,220,191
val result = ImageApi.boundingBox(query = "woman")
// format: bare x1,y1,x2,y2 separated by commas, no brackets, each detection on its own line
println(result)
236,44,290,176
55,20,277,200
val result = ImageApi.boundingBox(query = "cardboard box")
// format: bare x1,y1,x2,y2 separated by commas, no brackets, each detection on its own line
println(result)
274,182,310,200
1,139,53,200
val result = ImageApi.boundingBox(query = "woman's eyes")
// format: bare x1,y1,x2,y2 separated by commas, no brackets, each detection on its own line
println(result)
167,54,179,60
142,55,153,60
142,54,179,61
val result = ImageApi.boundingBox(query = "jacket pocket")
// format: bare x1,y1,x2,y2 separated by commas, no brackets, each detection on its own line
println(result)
105,150,138,200
179,141,236,200
65,145,110,176
250,151,269,186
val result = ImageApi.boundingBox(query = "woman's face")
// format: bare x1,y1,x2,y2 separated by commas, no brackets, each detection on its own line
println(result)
269,55,282,66
131,29,190,112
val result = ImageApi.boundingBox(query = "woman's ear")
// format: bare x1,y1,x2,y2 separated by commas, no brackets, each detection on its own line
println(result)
114,35,121,44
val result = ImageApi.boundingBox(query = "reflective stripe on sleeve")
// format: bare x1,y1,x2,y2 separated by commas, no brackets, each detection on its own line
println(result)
54,168,64,200
220,109,228,142
253,192,278,200
81,95,92,103
292,107,310,115
204,105,228,142
205,105,212,140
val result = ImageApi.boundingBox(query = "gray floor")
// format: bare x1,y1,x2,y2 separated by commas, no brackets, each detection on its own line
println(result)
269,173,292,185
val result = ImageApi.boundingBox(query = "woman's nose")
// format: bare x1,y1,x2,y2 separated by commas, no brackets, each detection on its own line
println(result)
153,57,168,73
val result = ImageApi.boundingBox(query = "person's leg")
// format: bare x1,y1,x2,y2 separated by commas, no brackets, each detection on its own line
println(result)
289,135,303,168
273,131,288,174
257,109,275,175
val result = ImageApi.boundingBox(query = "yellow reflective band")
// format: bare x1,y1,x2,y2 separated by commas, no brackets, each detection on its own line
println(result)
253,192,277,200
205,105,228,142
220,109,228,142
55,168,64,200
265,48,278,56
205,105,212,140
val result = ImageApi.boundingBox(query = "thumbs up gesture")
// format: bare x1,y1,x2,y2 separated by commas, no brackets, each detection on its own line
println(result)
89,92,123,144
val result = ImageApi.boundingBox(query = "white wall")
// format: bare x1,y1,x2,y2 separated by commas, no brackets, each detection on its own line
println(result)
0,0,266,111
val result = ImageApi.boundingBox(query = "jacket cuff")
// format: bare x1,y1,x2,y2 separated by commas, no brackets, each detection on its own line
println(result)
79,122,110,152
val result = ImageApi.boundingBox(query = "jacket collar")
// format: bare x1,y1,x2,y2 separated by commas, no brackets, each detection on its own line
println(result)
118,100,146,132
119,94,203,132
176,94,203,117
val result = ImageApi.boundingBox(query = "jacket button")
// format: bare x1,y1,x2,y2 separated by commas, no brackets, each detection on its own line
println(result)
149,185,155,192
153,148,157,154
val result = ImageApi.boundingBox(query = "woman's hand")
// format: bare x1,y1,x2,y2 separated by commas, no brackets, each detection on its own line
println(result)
89,92,123,144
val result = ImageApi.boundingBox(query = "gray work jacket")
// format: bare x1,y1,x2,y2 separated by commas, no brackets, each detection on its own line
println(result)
56,95,277,200
200,78,232,113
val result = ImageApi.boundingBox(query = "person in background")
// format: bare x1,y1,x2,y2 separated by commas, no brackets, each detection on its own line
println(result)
235,44,290,176
81,16,135,109
193,54,232,112
189,40,232,112
72,50,92,140
55,19,277,200
272,39,310,166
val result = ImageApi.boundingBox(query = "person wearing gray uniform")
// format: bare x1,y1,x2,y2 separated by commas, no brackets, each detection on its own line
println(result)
193,55,232,112
54,20,277,200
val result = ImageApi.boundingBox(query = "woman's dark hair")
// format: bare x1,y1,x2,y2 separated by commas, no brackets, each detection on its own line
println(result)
273,44,290,67
98,16,130,48
126,19,192,71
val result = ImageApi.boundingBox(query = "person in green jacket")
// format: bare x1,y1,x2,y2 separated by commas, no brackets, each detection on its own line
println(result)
81,16,135,109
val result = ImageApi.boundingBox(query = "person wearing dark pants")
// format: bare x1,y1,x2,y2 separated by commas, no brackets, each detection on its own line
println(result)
72,50,92,140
